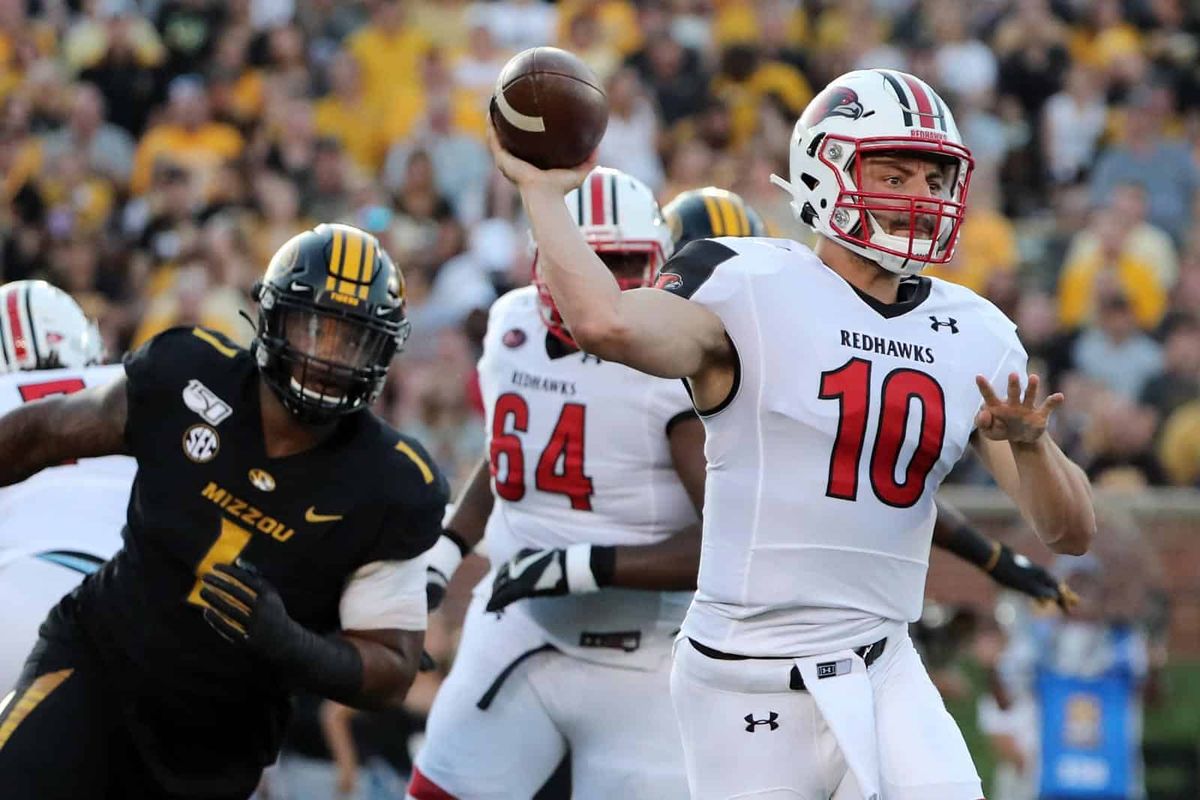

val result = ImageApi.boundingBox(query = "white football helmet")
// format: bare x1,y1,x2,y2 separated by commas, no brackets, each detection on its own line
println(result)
771,69,974,276
534,166,674,346
0,281,103,374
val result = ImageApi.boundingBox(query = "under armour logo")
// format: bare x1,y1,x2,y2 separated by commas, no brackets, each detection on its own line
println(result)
929,316,959,334
744,712,779,732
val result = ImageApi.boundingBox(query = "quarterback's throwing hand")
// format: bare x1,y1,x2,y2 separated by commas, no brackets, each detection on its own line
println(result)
487,544,602,612
200,560,293,654
988,544,1079,612
974,373,1064,444
486,120,596,195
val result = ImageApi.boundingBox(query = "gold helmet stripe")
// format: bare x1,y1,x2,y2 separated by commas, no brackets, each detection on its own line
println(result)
735,200,751,236
338,229,364,296
358,236,377,299
703,196,724,236
325,228,344,292
717,197,740,237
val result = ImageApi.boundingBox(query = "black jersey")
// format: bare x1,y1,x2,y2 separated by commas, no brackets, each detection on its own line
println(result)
58,326,446,779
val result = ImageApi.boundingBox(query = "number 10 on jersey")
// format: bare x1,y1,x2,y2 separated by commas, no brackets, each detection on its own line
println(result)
819,358,946,508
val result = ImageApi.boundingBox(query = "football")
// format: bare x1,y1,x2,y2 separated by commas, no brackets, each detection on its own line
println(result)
490,47,609,170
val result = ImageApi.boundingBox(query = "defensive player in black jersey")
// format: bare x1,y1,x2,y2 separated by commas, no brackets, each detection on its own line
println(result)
0,223,449,799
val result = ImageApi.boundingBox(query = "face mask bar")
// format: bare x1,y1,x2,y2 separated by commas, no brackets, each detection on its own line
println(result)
258,294,403,424
818,134,974,265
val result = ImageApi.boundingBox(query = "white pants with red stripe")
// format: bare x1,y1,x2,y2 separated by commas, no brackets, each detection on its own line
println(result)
409,595,688,800
669,627,983,800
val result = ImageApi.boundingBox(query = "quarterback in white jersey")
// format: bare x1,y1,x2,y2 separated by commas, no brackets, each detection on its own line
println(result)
493,68,1095,800
409,168,706,800
0,281,126,692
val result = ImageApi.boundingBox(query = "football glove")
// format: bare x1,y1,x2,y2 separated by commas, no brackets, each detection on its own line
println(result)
487,543,615,612
426,530,469,612
200,560,363,699
987,544,1079,612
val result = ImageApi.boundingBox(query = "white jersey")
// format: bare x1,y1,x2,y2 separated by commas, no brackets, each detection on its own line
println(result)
0,365,132,558
477,286,699,668
672,238,1027,656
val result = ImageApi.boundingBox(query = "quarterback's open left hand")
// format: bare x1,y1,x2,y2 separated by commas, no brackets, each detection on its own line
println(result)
975,373,1064,444
487,544,602,613
200,560,296,655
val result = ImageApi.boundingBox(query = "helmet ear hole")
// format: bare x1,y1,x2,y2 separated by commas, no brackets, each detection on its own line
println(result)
800,173,819,191
800,203,818,226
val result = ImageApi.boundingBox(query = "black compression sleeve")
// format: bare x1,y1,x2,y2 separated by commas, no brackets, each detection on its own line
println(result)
273,624,365,703
942,523,1003,571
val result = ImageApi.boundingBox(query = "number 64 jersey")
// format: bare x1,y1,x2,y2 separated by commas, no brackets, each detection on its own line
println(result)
663,238,1028,658
477,286,700,669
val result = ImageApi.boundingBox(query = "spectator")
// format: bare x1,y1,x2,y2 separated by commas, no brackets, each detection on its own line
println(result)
1040,65,1107,185
710,44,811,151
312,52,388,175
1089,86,1200,245
1159,398,1200,486
451,13,510,116
1071,289,1164,400
929,0,997,103
1065,182,1179,290
42,83,135,189
130,75,244,198
63,0,166,78
1058,206,1167,331
346,0,430,111
157,0,226,79
628,33,709,127
383,93,491,224
302,137,355,223
1140,313,1200,423
596,67,663,192
77,4,168,136
468,0,557,54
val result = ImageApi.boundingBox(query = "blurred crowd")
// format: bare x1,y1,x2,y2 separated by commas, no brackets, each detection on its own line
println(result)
2,0,1200,492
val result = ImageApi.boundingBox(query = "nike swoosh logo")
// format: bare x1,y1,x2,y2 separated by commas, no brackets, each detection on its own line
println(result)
305,507,343,523
507,551,547,580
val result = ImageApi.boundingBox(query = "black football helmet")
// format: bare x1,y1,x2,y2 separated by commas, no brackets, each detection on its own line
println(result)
662,187,766,250
251,223,410,425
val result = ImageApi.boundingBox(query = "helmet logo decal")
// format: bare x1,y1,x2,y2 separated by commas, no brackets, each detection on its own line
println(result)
802,86,865,126
323,227,377,306
653,271,682,291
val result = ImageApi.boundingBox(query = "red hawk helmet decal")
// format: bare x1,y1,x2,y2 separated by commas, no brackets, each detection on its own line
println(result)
801,85,865,126
653,271,683,291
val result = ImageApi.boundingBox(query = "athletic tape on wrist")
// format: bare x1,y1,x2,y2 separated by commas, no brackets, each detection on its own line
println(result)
565,543,600,593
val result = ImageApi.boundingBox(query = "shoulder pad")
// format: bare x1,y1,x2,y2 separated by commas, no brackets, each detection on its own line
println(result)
652,239,739,300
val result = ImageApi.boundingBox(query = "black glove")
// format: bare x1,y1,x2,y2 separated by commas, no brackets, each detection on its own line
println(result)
988,545,1078,612
426,531,469,612
200,560,296,654
487,544,614,612
200,560,363,700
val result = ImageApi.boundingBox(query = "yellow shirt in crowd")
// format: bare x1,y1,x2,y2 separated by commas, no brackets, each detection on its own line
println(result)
131,123,245,196
1058,252,1166,330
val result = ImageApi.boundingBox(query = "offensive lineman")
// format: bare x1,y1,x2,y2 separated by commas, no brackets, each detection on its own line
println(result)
492,69,1095,800
0,281,129,692
409,167,703,799
0,225,448,799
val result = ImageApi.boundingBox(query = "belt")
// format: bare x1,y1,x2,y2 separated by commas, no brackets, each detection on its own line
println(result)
687,636,888,691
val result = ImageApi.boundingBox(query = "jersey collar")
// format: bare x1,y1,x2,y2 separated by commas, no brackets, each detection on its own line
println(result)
847,275,932,319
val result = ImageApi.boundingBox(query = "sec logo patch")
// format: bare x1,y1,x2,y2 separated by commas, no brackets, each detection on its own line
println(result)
183,424,220,463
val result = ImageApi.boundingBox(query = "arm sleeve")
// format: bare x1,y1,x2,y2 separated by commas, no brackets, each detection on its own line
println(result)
339,558,428,631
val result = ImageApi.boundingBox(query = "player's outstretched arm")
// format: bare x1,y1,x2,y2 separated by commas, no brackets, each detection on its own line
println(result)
932,498,1078,611
972,373,1095,556
201,560,426,710
0,376,128,487
425,457,493,611
486,414,708,610
489,125,730,381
